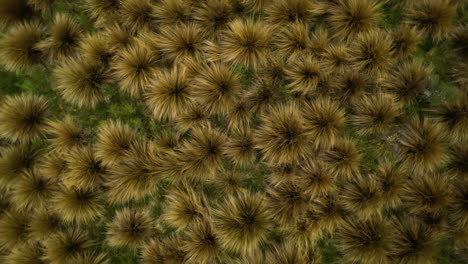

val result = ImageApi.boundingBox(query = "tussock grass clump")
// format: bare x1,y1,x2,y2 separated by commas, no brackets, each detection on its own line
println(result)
0,210,30,249
162,183,208,231
46,117,85,153
0,144,42,188
107,207,153,249
214,190,271,255
0,0,35,28
266,0,312,27
191,62,242,115
285,55,327,95
0,94,48,142
402,173,451,214
28,210,61,241
337,216,390,264
380,60,431,103
341,174,384,219
218,18,271,68
51,185,103,224
113,44,158,98
37,14,83,63
145,66,193,121
225,127,256,167
298,160,335,198
329,0,381,39
405,0,455,40
389,217,441,264
54,58,109,107
351,93,402,135
105,140,162,204
181,221,224,264
265,180,309,227
64,146,106,189
321,138,361,179
396,117,448,173
375,160,406,207
95,120,138,166
255,103,309,166
0,21,44,71
302,97,346,148
11,168,57,211
43,228,94,264
120,0,156,33
157,23,205,65
5,243,45,264
176,126,227,180
349,30,393,76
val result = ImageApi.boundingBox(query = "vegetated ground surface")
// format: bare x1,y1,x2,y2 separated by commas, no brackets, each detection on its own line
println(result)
0,0,467,264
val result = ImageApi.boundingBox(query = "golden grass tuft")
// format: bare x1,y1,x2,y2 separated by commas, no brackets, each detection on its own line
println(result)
194,0,234,37
255,103,309,166
405,0,455,40
157,23,205,64
298,160,335,198
0,210,30,250
144,66,193,121
11,168,57,211
54,58,109,107
51,185,103,224
225,127,256,167
0,21,44,71
265,0,312,27
337,216,390,264
0,94,48,142
64,146,106,189
351,93,402,135
389,217,441,264
329,0,381,39
107,207,153,250
214,190,271,255
380,60,431,103
37,13,83,62
0,144,42,188
218,18,271,68
120,0,156,33
191,62,241,115
95,120,138,166
113,44,158,98
46,117,85,153
321,138,361,179
176,126,227,180
273,21,312,60
389,25,420,59
302,97,345,148
28,210,61,241
375,159,406,207
430,94,468,142
0,0,35,28
402,173,451,214
349,30,393,76
396,117,448,173
341,174,384,219
4,243,45,264
265,179,309,227
105,140,162,204
285,55,327,95
43,228,94,264
154,0,193,26
162,183,208,231
181,221,224,264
